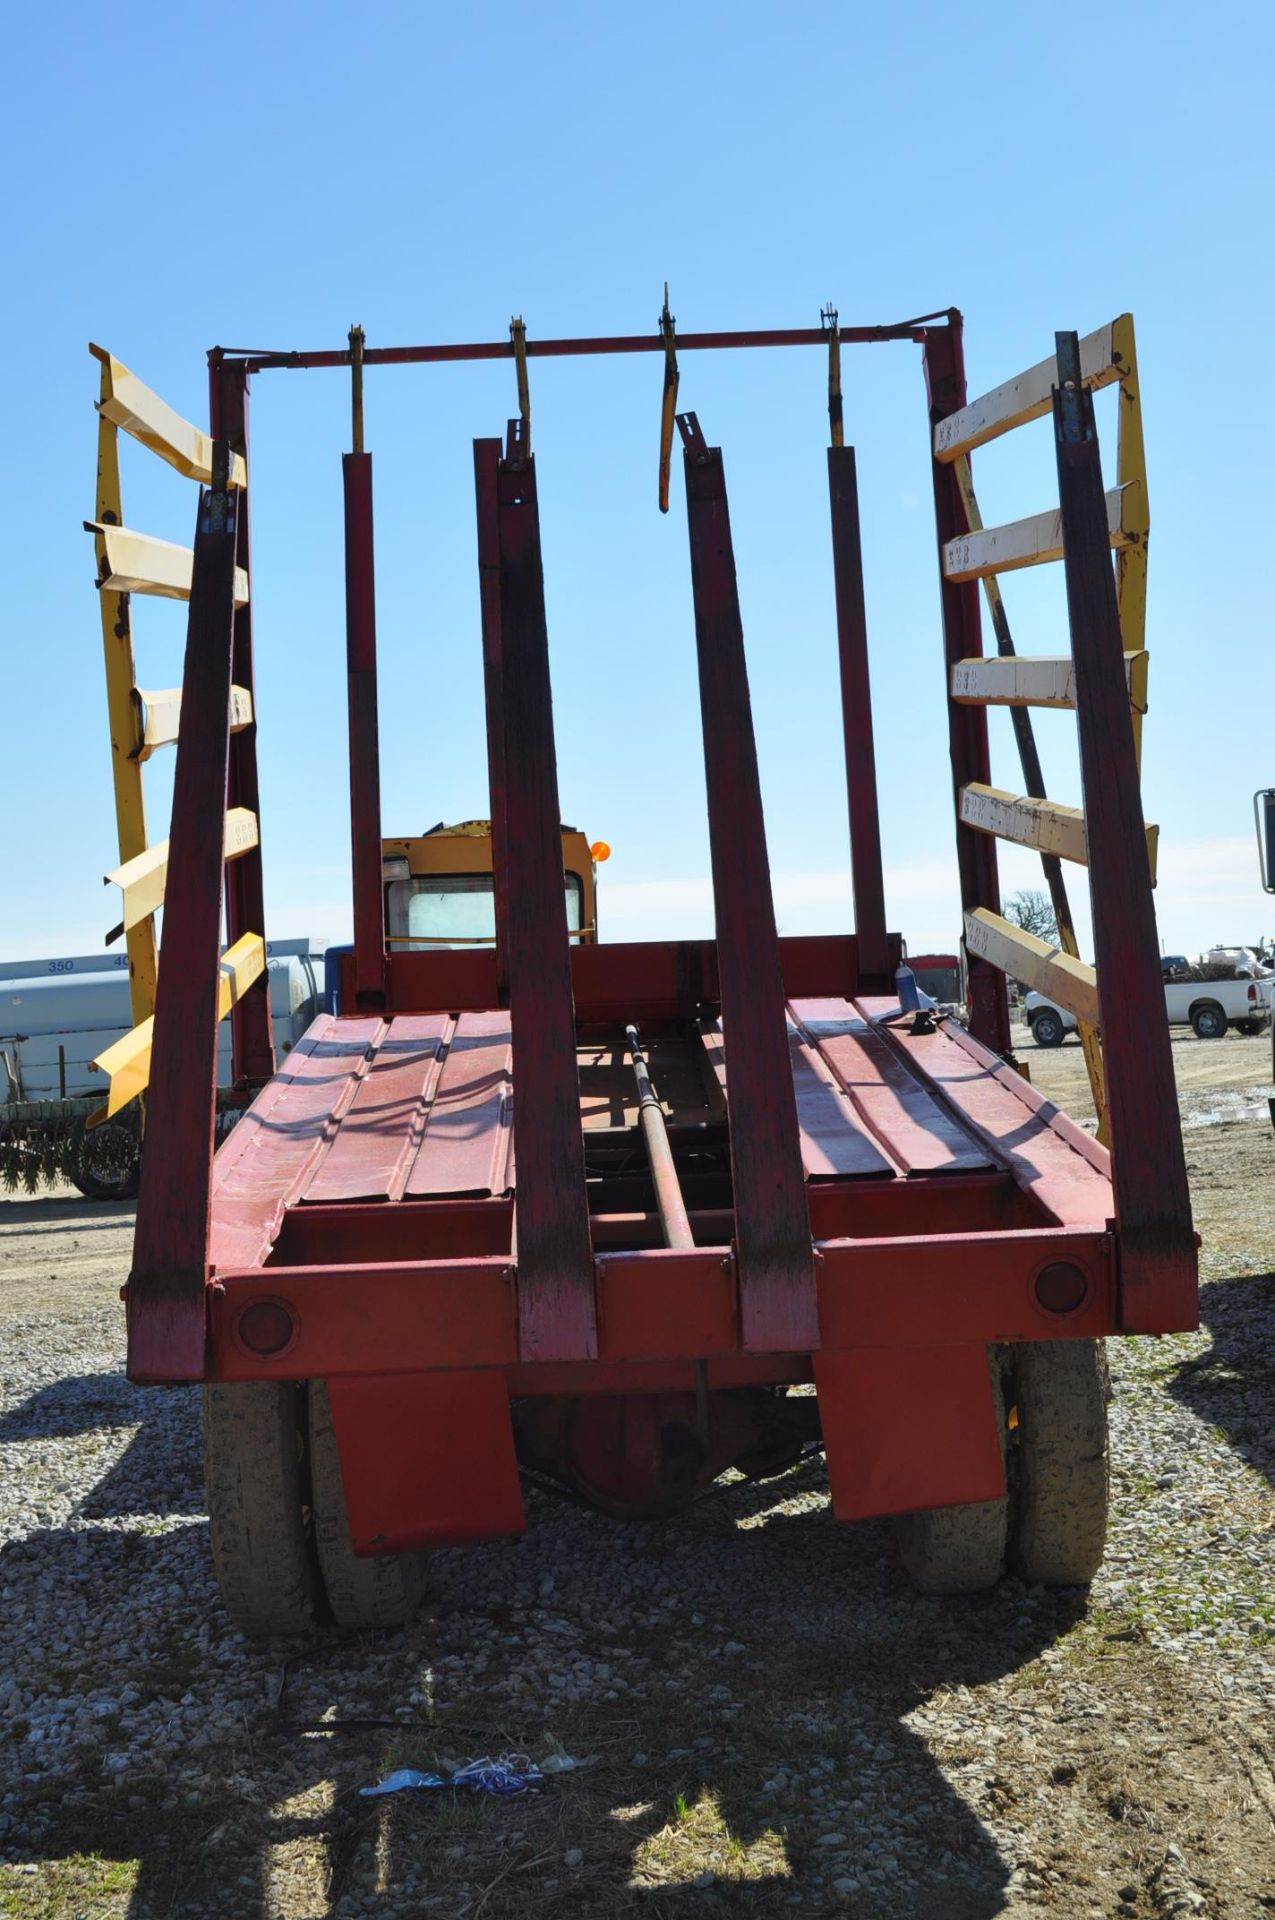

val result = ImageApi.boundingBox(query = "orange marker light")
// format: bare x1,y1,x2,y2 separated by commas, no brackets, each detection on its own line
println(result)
590,840,612,862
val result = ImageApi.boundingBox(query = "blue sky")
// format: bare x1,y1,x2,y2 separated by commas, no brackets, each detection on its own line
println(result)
4,0,1272,967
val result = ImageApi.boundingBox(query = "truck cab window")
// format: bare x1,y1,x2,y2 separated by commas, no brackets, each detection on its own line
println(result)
386,871,585,948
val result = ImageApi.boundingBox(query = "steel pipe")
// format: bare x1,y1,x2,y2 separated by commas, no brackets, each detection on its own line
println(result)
625,1024,695,1250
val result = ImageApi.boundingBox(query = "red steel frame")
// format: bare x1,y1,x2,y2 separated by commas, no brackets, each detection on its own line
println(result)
122,311,1197,1541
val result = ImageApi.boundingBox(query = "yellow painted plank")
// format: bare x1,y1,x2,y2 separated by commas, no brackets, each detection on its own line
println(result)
943,488,1131,583
950,651,1148,710
934,319,1125,462
1111,313,1148,766
91,932,266,1116
93,364,158,1032
90,345,246,488
105,809,259,934
960,784,1159,884
960,784,1089,865
964,908,1099,1027
91,1016,155,1117
134,683,253,759
87,523,249,608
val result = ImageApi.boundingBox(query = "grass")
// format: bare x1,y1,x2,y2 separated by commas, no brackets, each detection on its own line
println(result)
633,1787,790,1887
0,1856,137,1919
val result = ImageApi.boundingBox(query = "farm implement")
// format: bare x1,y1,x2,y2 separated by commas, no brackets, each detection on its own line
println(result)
87,308,1196,1631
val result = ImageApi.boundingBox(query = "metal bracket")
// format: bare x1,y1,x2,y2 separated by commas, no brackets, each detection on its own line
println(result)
658,285,679,513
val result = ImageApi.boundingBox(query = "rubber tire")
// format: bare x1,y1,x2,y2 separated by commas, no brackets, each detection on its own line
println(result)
1008,1340,1109,1586
1236,1019,1261,1038
894,1352,1009,1595
1031,1010,1066,1049
1191,1003,1227,1040
68,1121,140,1201
204,1382,322,1636
308,1380,429,1631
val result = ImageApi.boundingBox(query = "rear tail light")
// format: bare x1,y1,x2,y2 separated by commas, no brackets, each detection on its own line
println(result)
1248,984,1258,1002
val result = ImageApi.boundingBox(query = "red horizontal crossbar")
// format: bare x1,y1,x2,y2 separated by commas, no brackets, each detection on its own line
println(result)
224,313,958,374
208,1226,1114,1382
346,933,900,1024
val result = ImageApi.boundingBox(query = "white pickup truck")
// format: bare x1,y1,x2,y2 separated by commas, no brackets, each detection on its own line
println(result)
1025,950,1274,1046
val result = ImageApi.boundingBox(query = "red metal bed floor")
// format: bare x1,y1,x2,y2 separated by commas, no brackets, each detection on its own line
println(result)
207,999,1112,1274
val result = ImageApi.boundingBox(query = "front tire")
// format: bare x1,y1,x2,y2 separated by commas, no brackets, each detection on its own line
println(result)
1191,1002,1227,1040
204,1382,322,1636
1031,1009,1066,1048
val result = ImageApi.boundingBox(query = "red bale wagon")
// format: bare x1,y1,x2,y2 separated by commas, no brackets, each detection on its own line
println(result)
89,310,1196,1632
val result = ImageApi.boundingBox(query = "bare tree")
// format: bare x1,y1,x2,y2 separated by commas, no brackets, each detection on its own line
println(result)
1004,887,1059,946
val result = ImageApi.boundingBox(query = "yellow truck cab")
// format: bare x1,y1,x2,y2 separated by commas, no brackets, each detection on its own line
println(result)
380,821,602,950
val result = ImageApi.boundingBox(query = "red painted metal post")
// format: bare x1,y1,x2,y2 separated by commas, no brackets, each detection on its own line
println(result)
208,356,275,1083
827,445,890,989
490,424,596,1361
1052,336,1196,1332
343,453,387,1008
128,458,239,1381
474,438,511,1005
921,323,1011,1056
678,413,818,1353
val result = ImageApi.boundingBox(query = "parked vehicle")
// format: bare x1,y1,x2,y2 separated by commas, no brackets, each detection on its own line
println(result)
88,313,1196,1630
1024,954,1273,1046
0,942,323,1196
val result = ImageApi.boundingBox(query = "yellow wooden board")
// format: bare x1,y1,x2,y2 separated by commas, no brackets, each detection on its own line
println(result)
943,488,1131,583
135,683,253,759
105,809,259,934
88,523,249,608
964,908,1099,1027
90,346,246,489
950,651,1147,711
960,784,1089,865
960,783,1158,884
91,932,266,1116
934,318,1125,462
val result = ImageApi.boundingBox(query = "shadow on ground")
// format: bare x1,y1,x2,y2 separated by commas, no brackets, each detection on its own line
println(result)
0,1371,1093,1920
1169,1269,1275,1487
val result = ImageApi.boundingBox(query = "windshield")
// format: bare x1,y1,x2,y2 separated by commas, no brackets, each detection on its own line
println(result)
386,872,585,949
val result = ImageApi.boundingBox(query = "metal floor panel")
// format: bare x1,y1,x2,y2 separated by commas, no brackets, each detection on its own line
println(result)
788,999,998,1177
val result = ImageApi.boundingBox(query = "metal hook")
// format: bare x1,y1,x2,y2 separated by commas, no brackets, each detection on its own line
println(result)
821,304,843,449
349,324,366,455
658,284,680,513
510,316,530,447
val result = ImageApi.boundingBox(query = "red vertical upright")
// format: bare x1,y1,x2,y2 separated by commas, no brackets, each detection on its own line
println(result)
128,457,239,1381
827,445,890,989
921,322,1011,1056
209,355,275,1083
343,453,387,1008
679,413,818,1353
488,423,596,1361
1052,335,1196,1332
474,438,511,1006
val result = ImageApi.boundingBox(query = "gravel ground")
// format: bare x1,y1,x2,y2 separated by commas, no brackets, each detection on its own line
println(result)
1,1030,1273,1917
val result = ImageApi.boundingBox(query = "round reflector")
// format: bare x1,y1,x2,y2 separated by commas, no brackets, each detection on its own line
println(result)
237,1298,296,1356
1034,1262,1088,1314
590,840,612,862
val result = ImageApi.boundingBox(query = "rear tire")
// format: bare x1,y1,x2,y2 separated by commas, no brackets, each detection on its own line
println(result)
204,1382,321,1636
1031,1009,1066,1048
1190,1002,1227,1040
1008,1340,1108,1586
308,1381,429,1631
893,1353,1008,1594
69,1118,140,1201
